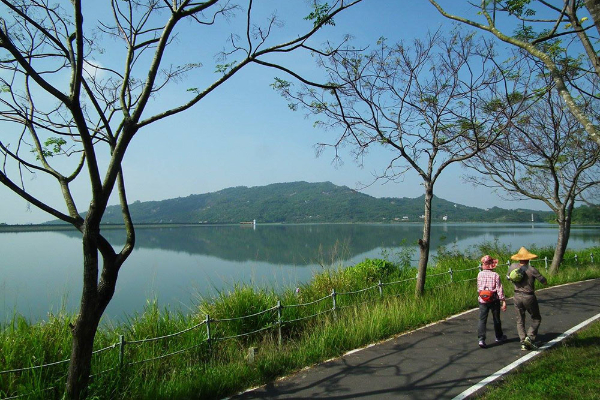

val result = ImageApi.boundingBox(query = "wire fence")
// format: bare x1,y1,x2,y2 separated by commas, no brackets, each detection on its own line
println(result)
0,252,596,399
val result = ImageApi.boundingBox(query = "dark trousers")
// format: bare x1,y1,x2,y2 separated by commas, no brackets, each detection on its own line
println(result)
513,292,542,342
478,301,503,341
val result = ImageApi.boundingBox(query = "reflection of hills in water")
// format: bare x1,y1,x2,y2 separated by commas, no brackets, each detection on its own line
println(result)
57,224,526,265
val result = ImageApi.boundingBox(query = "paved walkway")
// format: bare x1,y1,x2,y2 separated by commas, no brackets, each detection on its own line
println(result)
231,279,600,399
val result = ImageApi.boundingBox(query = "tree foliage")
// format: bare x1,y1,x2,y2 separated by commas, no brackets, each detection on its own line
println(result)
429,0,600,146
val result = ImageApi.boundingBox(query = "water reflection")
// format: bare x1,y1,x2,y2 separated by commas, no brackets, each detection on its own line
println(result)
56,223,600,265
1,223,599,323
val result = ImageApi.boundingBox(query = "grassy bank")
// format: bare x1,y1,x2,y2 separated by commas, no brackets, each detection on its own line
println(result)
1,244,599,399
478,320,600,399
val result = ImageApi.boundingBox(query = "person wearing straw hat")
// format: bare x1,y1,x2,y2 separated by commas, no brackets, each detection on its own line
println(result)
477,255,507,349
508,247,547,351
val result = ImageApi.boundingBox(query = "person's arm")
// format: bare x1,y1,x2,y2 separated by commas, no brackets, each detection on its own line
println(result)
496,274,507,311
532,267,547,285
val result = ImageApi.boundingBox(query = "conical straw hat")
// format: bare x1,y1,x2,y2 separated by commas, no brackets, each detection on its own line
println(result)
511,247,538,261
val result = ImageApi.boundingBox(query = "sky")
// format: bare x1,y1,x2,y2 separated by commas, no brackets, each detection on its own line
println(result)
0,0,552,225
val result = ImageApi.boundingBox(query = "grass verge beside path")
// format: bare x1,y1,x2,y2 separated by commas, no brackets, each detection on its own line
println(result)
477,320,600,400
1,245,599,399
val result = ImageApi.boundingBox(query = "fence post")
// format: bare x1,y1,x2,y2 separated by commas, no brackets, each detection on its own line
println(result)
205,314,211,350
544,257,548,271
277,300,282,349
118,334,125,370
331,288,337,320
574,254,578,264
449,268,454,283
378,280,383,298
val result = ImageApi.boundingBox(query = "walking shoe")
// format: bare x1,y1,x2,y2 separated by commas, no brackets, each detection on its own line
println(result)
521,342,528,351
495,335,507,343
478,340,487,349
524,336,538,350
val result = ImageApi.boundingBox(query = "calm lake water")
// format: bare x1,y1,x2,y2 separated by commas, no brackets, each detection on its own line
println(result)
1,223,599,324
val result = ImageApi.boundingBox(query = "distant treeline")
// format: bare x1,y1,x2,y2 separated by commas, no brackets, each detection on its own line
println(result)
569,205,600,224
6,182,598,226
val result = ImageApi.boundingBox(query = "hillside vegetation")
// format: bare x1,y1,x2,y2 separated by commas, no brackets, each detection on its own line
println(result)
88,181,558,224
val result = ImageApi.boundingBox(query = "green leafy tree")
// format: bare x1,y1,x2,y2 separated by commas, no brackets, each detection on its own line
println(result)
0,0,362,398
272,31,527,295
429,0,600,146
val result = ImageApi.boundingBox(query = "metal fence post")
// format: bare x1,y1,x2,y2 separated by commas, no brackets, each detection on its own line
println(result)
574,254,578,264
592,253,595,264
449,268,454,283
331,288,337,320
544,257,548,271
205,314,211,350
277,300,282,349
118,334,125,370
378,280,383,298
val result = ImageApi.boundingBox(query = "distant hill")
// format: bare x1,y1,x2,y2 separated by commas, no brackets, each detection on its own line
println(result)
85,181,554,224
570,204,600,224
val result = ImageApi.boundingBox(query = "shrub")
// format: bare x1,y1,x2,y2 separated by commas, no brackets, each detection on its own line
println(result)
343,258,398,285
199,285,278,340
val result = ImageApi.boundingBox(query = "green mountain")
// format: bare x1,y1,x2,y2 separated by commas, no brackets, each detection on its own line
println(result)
95,181,553,224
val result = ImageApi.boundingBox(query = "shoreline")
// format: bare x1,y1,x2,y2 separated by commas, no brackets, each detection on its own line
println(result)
4,220,600,233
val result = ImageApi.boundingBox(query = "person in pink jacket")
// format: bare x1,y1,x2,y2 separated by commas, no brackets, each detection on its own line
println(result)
477,255,507,348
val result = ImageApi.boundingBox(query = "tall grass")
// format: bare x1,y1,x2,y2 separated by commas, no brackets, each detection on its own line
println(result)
1,245,599,399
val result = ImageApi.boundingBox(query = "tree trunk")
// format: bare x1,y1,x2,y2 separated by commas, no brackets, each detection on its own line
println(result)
416,186,433,296
585,0,600,37
550,209,572,275
65,304,102,399
65,225,115,399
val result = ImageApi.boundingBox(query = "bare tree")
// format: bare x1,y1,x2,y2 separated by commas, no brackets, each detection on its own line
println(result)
464,70,600,274
579,186,600,206
0,0,363,397
273,31,526,295
428,0,600,146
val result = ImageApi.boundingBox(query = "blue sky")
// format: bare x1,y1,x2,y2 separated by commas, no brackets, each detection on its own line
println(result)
0,0,549,224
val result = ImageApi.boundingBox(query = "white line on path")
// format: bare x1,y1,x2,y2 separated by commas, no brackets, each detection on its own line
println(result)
452,312,600,400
